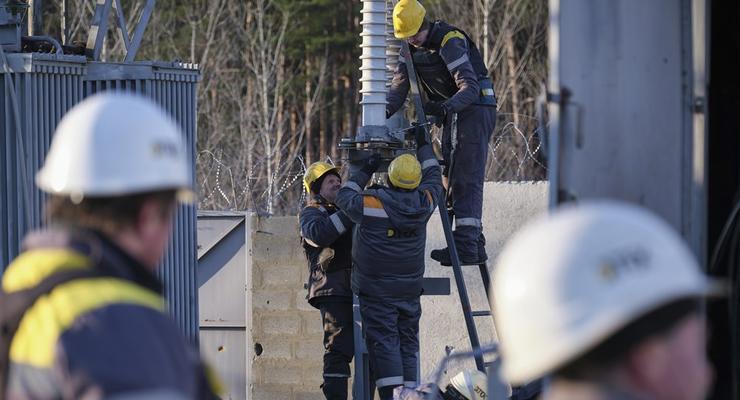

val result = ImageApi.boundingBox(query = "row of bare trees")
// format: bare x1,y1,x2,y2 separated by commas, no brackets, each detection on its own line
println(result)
38,0,548,214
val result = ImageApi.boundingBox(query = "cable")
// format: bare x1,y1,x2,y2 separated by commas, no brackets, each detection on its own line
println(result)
709,198,740,274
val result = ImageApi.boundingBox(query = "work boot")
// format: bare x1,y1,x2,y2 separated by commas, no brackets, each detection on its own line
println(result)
430,247,487,266
477,234,488,264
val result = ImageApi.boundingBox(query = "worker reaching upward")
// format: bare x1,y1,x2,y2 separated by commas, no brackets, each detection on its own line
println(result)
335,126,443,400
387,0,497,266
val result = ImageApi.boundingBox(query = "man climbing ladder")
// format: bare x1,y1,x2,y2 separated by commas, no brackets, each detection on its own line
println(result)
387,0,497,265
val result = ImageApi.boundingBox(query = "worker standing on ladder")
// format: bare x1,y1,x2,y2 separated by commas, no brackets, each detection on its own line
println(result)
0,93,219,399
387,0,496,265
300,162,356,400
335,127,443,400
493,202,718,400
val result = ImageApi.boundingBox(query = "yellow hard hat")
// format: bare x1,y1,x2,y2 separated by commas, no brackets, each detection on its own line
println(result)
388,154,421,189
303,161,339,194
393,0,426,39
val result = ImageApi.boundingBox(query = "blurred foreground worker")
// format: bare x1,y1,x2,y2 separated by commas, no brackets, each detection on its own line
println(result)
493,201,720,400
388,0,496,266
336,127,443,400
0,93,219,399
300,162,356,399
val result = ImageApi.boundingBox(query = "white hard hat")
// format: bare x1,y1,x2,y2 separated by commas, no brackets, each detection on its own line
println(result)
36,93,193,201
449,370,487,400
492,201,719,385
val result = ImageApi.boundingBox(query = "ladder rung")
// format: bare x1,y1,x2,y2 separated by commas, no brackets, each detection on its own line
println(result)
441,261,488,267
471,310,491,317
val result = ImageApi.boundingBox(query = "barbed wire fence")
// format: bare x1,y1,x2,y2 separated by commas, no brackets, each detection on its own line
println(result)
197,115,547,215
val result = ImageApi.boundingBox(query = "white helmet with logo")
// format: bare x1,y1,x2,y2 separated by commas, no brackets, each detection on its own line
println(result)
447,370,487,400
36,93,193,201
492,201,719,385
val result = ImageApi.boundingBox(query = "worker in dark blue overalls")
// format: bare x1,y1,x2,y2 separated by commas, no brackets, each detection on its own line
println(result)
336,127,443,399
300,162,355,399
387,0,497,265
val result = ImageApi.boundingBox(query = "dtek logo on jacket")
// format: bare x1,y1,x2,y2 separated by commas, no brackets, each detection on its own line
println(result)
387,228,419,238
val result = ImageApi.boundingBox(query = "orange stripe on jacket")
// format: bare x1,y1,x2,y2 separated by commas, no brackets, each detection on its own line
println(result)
363,196,383,209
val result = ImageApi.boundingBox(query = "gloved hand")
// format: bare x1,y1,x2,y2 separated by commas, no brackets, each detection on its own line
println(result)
413,124,428,147
424,101,448,117
360,153,382,175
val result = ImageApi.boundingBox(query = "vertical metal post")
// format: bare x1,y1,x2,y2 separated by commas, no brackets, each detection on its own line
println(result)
353,295,372,400
124,0,155,62
686,0,708,263
28,0,43,35
546,0,561,209
61,0,68,45
111,0,131,51
86,0,113,61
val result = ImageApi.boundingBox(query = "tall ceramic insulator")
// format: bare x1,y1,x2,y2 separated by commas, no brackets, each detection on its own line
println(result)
385,0,402,86
359,0,388,138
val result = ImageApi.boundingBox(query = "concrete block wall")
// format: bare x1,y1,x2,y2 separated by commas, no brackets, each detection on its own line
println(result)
249,215,327,400
246,182,548,399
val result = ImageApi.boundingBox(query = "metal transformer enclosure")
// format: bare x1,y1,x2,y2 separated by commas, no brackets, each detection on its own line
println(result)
0,52,201,341
547,0,708,260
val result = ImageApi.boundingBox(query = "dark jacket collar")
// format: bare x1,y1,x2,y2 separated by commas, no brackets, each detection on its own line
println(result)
310,194,337,208
23,227,163,294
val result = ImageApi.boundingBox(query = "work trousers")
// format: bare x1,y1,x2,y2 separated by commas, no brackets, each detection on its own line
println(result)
441,106,497,257
319,300,354,400
358,295,421,400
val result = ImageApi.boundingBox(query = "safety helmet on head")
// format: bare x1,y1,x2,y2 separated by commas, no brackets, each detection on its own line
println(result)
303,161,339,194
36,92,193,202
393,0,426,39
447,370,487,400
388,153,421,190
492,201,721,385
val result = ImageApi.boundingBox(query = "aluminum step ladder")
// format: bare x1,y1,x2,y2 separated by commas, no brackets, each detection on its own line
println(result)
400,40,496,373
403,42,543,400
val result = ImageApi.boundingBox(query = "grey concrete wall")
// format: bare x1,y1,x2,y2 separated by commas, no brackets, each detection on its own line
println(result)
242,181,548,399
419,181,548,381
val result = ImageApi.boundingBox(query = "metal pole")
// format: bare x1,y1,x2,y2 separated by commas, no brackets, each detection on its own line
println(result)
61,0,68,45
483,0,489,63
124,0,155,62
28,0,42,35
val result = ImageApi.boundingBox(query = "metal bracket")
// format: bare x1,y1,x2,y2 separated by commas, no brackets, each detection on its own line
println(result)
86,0,155,62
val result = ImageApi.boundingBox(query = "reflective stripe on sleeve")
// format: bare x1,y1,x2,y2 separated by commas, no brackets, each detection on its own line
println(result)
329,213,347,234
364,207,388,218
446,54,469,71
421,158,438,170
